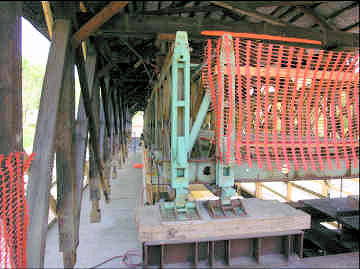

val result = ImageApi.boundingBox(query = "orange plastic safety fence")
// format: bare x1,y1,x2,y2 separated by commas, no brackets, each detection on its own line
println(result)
202,35,359,171
0,152,34,268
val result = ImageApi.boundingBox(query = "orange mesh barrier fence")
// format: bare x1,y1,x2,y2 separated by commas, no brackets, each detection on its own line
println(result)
202,34,359,171
0,152,34,268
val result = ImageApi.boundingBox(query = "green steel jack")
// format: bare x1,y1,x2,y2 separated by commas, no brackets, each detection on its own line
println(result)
207,34,246,218
216,34,237,206
160,31,199,220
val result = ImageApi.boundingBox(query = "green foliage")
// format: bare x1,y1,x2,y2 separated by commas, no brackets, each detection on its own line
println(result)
22,58,45,151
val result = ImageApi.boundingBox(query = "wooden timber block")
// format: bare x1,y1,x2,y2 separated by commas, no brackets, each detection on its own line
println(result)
135,198,310,243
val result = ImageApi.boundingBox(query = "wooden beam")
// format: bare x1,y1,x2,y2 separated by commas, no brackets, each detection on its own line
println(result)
74,51,97,248
140,5,218,15
41,1,54,39
71,1,128,48
99,78,111,136
97,63,115,78
26,19,71,268
49,194,57,217
55,46,76,267
0,2,22,155
261,183,288,200
211,1,329,8
255,182,263,199
118,39,152,81
103,14,358,48
289,182,326,199
286,182,292,202
75,46,110,203
99,99,110,194
117,92,125,166
210,1,289,26
89,79,102,223
296,6,337,31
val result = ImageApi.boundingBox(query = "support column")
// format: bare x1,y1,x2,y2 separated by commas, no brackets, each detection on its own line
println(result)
55,46,76,267
0,2,22,155
99,98,110,195
110,87,120,170
26,19,71,268
118,91,125,167
89,79,102,223
74,50,97,249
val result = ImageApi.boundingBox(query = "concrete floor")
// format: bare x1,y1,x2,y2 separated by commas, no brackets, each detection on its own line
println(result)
45,152,143,268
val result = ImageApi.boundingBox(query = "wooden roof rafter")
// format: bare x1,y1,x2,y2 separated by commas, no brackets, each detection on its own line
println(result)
71,1,128,48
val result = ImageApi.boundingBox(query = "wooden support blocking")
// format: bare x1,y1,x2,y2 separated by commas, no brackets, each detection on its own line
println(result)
0,2,23,155
26,19,71,268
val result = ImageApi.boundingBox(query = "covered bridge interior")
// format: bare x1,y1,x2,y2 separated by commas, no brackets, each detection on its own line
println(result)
0,1,359,268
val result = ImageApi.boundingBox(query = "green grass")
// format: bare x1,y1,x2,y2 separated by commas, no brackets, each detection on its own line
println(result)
23,124,36,152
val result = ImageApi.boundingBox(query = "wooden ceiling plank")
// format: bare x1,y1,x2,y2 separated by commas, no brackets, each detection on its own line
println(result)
209,1,289,26
71,1,128,48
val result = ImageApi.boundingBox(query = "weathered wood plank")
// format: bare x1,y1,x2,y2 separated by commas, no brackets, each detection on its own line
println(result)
71,1,128,48
55,46,76,267
0,2,22,155
26,19,71,268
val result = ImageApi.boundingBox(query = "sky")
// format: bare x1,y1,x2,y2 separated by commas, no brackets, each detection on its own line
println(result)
22,17,50,65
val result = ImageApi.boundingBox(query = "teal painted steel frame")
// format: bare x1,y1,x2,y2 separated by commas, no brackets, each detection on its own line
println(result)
170,31,192,210
188,93,211,154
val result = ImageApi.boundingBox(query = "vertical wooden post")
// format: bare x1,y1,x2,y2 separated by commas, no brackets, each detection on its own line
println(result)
110,87,119,163
117,91,125,167
286,181,292,202
55,47,76,267
89,79,102,223
0,2,22,155
75,46,109,203
255,182,262,199
322,180,329,197
74,49,97,248
26,19,71,268
99,98,110,194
